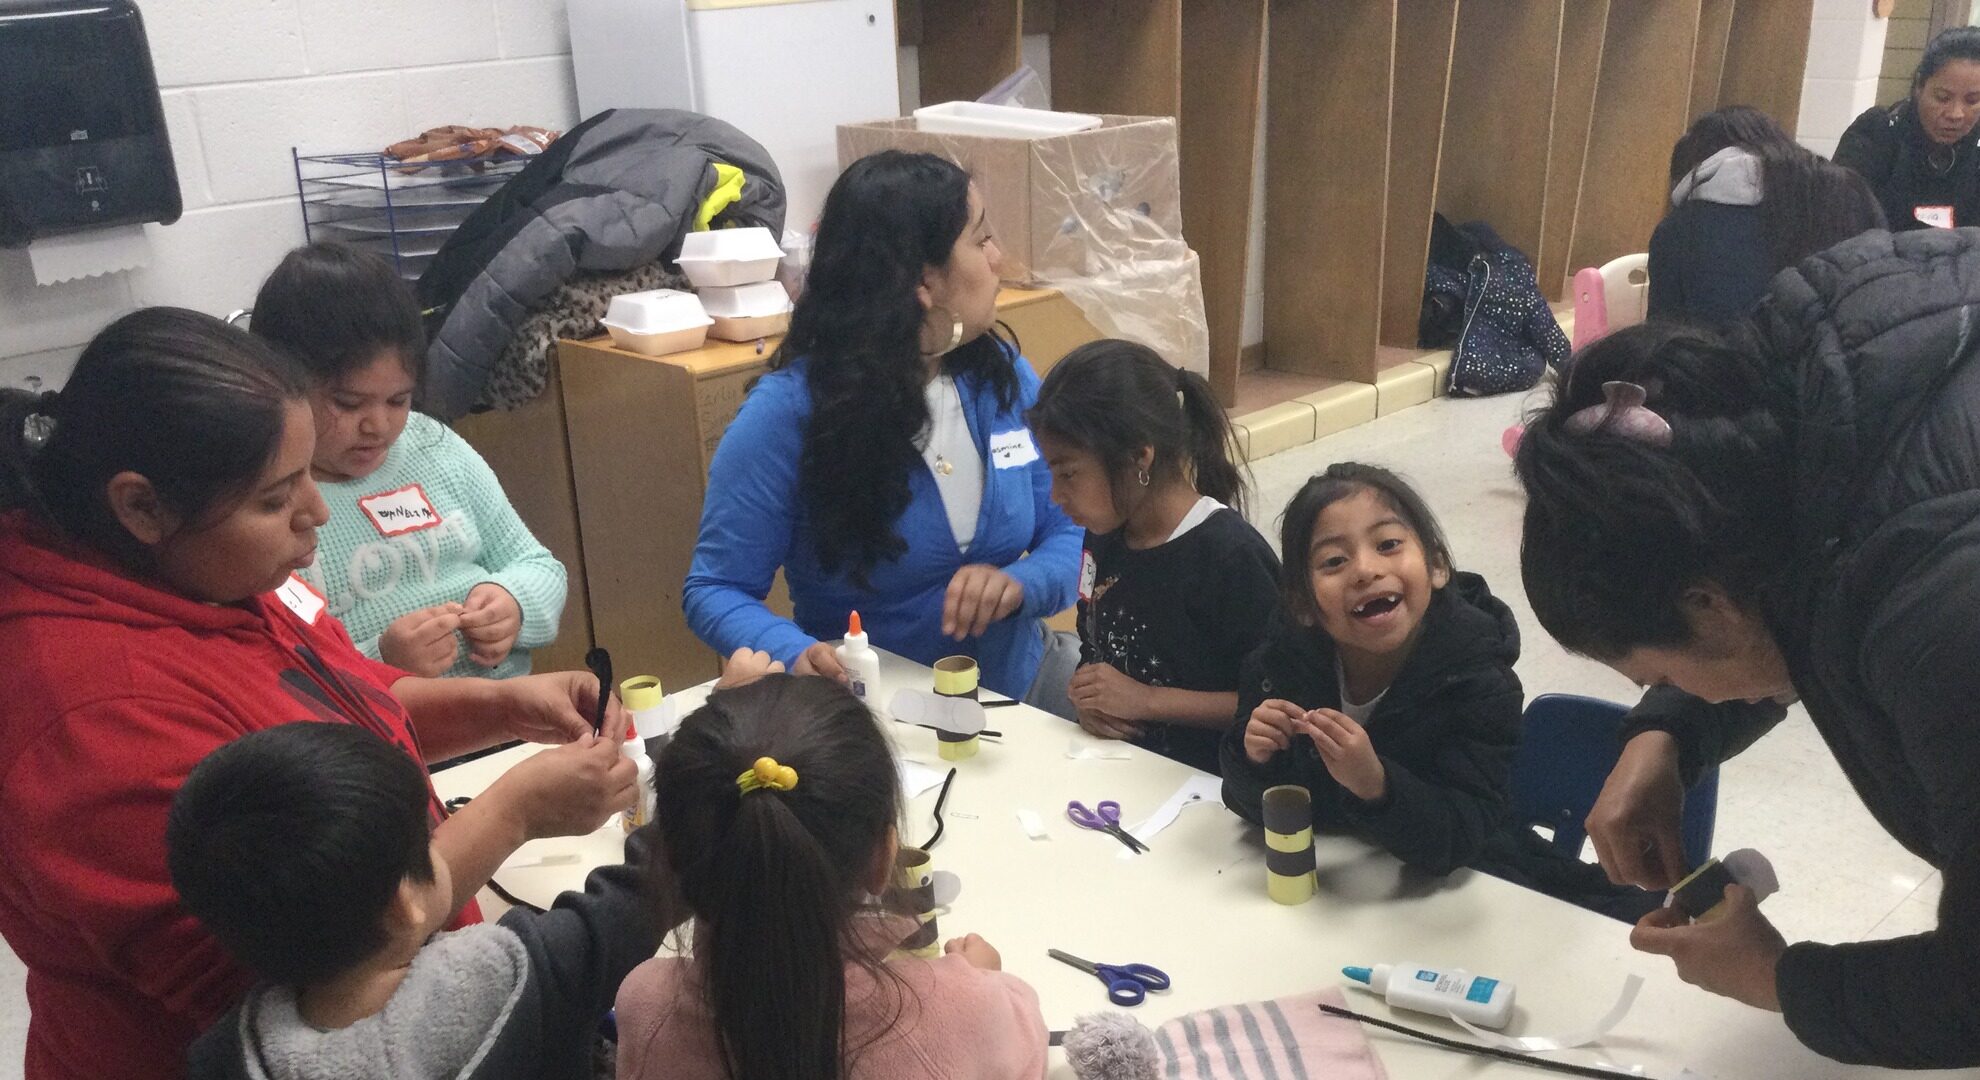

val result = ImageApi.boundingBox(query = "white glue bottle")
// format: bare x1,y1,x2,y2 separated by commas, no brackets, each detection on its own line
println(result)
836,610,881,707
1343,962,1516,1029
619,676,667,833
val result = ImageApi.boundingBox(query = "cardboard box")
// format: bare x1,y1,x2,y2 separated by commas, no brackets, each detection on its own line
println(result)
553,287,1101,693
837,115,1183,287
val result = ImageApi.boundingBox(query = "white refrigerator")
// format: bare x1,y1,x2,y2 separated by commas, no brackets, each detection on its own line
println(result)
568,0,900,232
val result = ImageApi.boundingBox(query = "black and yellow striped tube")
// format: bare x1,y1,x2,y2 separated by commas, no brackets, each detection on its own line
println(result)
932,655,980,761
1263,785,1317,905
893,846,942,957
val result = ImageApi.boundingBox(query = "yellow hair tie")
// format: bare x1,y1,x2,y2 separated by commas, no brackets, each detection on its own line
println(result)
736,755,799,795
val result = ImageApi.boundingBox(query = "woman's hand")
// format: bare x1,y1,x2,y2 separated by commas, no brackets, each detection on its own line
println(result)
716,647,786,689
498,670,628,745
459,583,523,669
1077,706,1144,742
484,734,639,841
1587,730,1690,889
1302,708,1387,803
1068,663,1152,721
380,604,464,676
1243,699,1307,764
793,641,849,683
1630,885,1786,1011
943,564,1024,639
944,932,1003,971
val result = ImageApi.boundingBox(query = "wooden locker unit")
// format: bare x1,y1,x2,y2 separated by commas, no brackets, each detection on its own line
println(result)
1378,0,1460,348
1537,0,1609,299
1570,0,1702,276
1437,0,1565,265
913,0,1023,106
1718,0,1815,134
1264,0,1396,383
1048,0,1182,117
1691,0,1737,121
1180,0,1267,405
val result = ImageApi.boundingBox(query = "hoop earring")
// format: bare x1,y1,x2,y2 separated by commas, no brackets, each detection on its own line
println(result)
923,305,965,357
1136,469,1150,487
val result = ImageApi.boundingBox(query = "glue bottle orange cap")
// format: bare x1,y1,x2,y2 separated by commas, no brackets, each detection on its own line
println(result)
848,610,864,637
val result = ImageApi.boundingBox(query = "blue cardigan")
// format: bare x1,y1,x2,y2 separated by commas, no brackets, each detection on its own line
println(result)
684,350,1081,698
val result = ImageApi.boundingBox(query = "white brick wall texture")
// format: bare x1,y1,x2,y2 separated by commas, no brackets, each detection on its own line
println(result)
1799,5,1890,153
0,0,579,387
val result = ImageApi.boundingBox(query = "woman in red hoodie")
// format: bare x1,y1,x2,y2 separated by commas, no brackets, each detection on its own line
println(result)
0,308,637,1080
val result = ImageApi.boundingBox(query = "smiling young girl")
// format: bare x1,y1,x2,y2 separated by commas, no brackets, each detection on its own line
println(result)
1029,340,1279,773
1219,463,1522,874
252,242,567,678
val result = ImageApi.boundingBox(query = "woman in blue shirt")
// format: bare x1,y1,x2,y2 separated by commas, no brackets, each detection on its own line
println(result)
684,151,1081,699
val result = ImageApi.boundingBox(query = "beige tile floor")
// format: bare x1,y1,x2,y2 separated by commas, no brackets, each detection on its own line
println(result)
0,392,1942,1077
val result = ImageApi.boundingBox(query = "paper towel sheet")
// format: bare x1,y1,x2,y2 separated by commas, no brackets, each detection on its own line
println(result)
27,225,152,285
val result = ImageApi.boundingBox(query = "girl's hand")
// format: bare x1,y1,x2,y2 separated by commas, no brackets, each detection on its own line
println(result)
716,647,785,689
944,933,1003,971
1243,699,1307,764
1068,663,1152,721
1631,885,1785,1011
1302,708,1387,802
1586,730,1690,890
943,564,1024,639
793,641,849,684
380,604,464,676
500,671,627,744
460,583,524,668
1077,706,1144,741
485,734,638,840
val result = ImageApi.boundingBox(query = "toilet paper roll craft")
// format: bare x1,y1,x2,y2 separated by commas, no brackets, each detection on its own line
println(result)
1669,847,1779,922
1262,784,1317,905
891,845,961,958
931,655,982,760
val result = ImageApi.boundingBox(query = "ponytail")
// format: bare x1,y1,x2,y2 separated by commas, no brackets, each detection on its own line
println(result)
656,675,904,1080
1029,339,1251,518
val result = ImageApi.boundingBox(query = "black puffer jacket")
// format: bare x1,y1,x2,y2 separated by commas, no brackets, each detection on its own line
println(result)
1220,572,1522,875
1620,227,1980,1067
1834,101,1980,232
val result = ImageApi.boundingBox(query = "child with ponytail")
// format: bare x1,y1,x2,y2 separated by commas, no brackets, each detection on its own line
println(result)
1028,341,1280,773
615,672,1047,1080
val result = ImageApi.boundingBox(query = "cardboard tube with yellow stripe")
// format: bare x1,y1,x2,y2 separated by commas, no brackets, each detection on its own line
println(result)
1263,785,1317,904
932,656,980,761
892,846,942,957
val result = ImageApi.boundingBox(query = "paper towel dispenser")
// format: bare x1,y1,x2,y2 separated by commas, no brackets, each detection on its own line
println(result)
0,0,180,249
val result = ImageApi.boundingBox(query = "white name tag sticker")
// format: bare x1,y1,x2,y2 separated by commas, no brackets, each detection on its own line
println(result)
358,484,442,537
989,428,1039,469
1080,549,1097,600
1915,204,1956,229
275,575,327,626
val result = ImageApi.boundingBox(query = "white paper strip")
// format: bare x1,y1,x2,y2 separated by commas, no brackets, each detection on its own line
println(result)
1065,739,1133,760
1016,809,1050,840
1449,974,1644,1054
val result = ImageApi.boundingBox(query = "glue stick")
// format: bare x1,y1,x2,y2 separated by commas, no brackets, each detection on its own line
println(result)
837,611,881,707
1343,962,1516,1029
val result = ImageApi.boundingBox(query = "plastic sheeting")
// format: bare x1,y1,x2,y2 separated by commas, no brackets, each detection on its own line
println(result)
836,113,1209,375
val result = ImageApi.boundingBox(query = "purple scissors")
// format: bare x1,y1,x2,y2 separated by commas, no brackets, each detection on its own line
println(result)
1067,799,1148,853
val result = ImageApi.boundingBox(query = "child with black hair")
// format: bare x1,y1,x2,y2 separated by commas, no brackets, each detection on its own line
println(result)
252,242,567,678
616,673,1047,1080
1029,340,1280,774
1220,463,1521,874
172,720,670,1080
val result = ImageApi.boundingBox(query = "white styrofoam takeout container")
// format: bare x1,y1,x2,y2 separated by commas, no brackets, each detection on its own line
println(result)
700,280,793,342
599,289,713,356
675,227,784,288
911,101,1103,139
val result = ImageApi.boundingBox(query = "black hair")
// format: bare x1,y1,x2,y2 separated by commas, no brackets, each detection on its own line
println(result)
167,722,436,987
250,241,427,384
1276,462,1452,627
1667,106,1886,275
773,151,1021,584
1028,339,1249,516
1514,322,1793,661
0,307,308,571
655,674,905,1080
1914,26,1980,94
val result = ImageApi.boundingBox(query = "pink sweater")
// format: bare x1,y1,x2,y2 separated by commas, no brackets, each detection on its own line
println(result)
615,936,1048,1080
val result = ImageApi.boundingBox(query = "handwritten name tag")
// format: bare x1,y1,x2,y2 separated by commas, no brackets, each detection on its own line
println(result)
358,484,442,537
276,575,326,625
1915,205,1956,229
1080,549,1097,600
989,428,1039,469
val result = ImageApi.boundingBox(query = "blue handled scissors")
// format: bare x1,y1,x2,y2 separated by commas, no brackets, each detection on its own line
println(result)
1067,799,1148,853
1049,948,1171,1007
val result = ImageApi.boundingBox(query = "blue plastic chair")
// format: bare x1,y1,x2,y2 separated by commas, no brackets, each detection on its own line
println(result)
1510,693,1719,870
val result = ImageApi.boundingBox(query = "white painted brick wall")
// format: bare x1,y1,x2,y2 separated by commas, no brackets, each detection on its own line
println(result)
1799,4,1889,153
0,0,578,390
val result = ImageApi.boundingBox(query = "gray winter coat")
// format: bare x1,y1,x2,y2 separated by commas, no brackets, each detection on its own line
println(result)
1621,227,1980,1068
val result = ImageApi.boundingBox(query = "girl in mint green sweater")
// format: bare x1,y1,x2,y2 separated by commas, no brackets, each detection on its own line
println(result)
250,242,567,678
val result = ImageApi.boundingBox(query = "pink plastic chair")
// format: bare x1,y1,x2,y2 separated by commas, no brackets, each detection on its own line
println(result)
1570,254,1650,352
